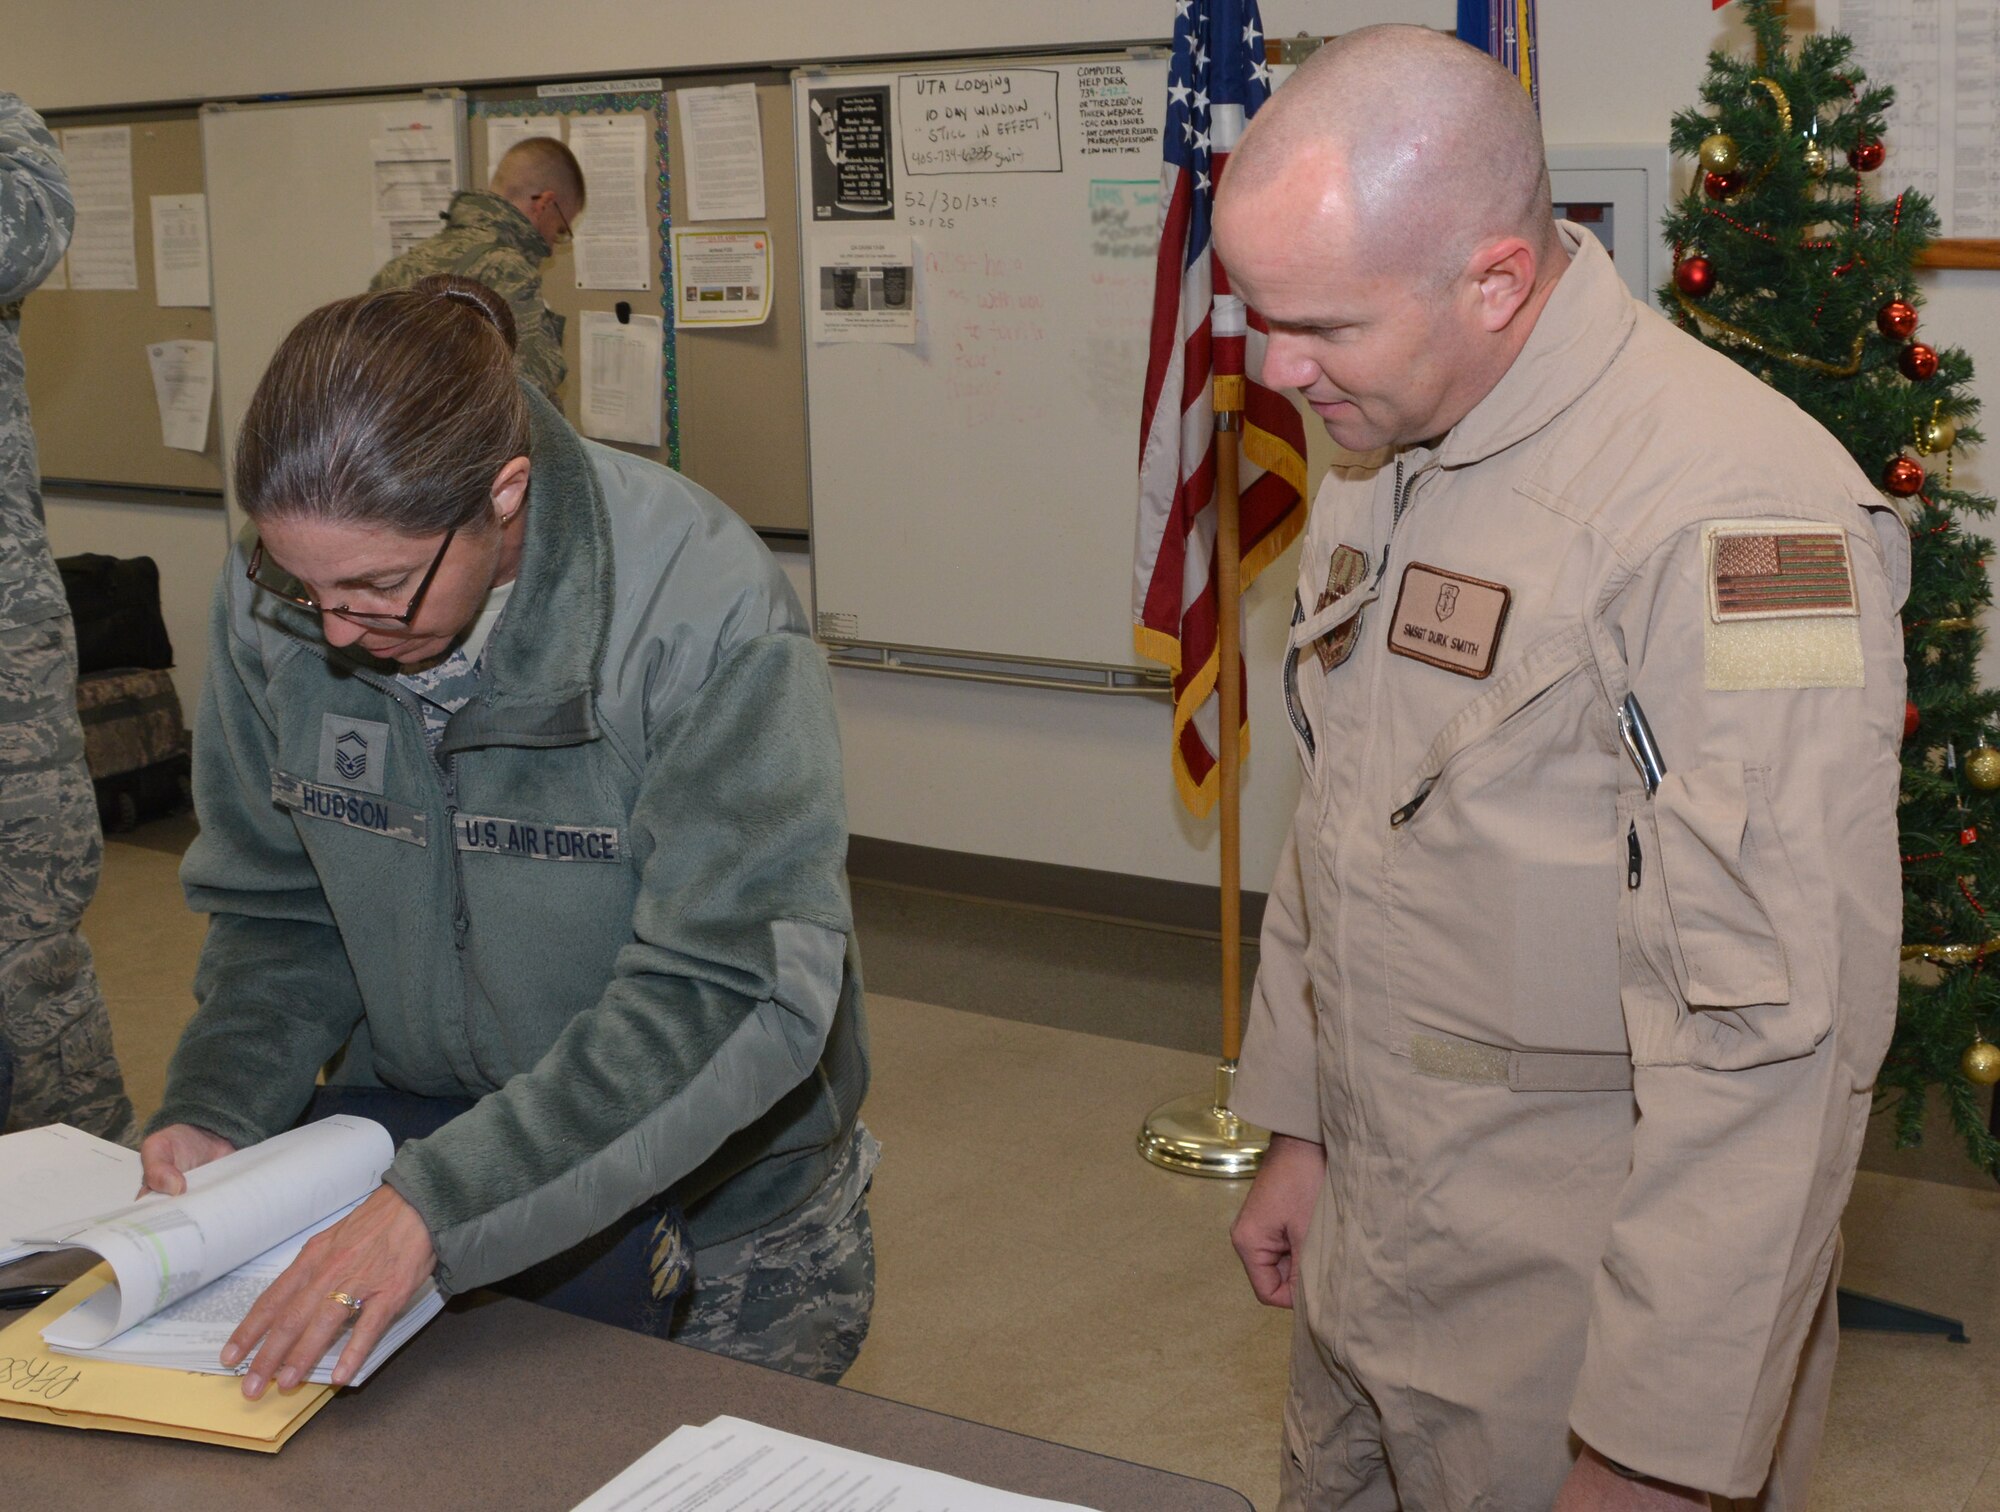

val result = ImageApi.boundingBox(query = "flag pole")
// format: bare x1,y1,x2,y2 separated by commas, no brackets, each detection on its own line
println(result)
1138,376,1272,1179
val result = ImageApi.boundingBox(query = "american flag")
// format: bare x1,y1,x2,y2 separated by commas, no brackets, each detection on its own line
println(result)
1132,0,1308,818
1457,0,1541,110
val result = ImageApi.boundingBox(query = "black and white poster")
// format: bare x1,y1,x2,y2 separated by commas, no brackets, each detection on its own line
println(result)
807,87,894,219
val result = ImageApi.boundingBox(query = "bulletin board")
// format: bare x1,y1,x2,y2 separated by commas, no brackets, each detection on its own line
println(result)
19,108,223,494
469,74,809,534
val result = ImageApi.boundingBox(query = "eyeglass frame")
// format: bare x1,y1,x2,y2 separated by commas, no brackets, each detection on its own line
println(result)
245,526,458,628
538,191,574,246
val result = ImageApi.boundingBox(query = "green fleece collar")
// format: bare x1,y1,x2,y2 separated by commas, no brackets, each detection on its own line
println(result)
436,384,612,754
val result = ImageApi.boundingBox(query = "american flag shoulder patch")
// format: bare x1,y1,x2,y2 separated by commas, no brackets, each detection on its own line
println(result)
1706,523,1857,623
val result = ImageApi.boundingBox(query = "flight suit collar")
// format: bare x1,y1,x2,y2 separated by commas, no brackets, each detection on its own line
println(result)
1435,222,1636,472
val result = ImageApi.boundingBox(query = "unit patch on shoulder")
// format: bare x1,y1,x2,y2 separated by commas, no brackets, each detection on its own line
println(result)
1702,520,1865,691
1313,544,1370,672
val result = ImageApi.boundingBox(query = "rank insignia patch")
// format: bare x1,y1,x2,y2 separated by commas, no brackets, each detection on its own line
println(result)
1313,545,1370,672
1708,526,1857,621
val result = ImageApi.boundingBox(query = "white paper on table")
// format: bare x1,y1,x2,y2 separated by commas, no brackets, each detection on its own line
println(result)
145,339,216,451
0,1125,143,1266
47,1198,443,1387
33,1115,392,1350
57,125,138,290
809,230,916,344
676,84,766,222
372,101,460,267
571,1416,1096,1512
568,115,652,291
670,228,772,328
149,193,210,307
577,310,663,446
486,115,565,169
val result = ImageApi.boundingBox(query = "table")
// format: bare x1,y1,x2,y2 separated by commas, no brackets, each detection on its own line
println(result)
0,1290,1252,1511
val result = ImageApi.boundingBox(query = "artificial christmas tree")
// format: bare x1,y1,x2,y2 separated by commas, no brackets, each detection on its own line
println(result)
1663,0,2000,1174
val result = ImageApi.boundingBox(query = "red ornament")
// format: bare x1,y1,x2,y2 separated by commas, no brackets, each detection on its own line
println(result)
1703,169,1744,200
1673,256,1716,298
1965,826,1982,847
1883,455,1926,496
1899,342,1940,380
1877,299,1919,341
1906,701,1921,741
1849,140,1886,171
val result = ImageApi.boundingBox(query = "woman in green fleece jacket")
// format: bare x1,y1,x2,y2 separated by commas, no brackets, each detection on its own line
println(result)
139,275,874,1398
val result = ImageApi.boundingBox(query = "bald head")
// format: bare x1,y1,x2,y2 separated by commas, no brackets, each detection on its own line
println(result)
492,136,586,219
1223,25,1557,284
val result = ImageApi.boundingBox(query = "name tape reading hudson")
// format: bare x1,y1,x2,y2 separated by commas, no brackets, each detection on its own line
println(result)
271,772,431,846
1387,562,1511,679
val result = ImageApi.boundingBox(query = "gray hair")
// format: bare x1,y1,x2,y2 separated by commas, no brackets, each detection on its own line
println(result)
234,274,530,533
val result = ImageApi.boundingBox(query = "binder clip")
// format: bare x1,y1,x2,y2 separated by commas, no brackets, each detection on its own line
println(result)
614,301,632,324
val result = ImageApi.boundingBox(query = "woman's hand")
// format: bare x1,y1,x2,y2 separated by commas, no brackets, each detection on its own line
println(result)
222,1184,438,1398
137,1123,237,1196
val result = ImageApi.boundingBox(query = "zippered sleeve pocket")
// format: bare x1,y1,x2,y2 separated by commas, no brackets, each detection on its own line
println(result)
1624,762,1821,1069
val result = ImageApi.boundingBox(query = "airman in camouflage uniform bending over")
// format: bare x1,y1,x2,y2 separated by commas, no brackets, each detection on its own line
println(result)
371,136,584,402
0,92,139,1144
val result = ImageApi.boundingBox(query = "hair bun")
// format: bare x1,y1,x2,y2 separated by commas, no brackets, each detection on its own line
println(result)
409,273,519,352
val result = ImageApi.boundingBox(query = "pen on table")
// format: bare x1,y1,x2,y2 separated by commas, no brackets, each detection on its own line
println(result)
0,1285,61,1310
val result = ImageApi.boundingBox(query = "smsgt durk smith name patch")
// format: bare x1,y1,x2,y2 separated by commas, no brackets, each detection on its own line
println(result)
1387,562,1511,679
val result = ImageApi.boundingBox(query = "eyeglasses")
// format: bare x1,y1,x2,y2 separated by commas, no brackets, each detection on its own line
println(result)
546,193,573,246
246,528,457,628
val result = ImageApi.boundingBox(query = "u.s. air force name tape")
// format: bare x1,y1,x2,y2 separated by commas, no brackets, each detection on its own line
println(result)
452,812,622,863
271,772,431,846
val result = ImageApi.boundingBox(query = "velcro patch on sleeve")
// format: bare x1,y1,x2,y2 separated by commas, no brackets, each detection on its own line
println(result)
1702,520,1864,690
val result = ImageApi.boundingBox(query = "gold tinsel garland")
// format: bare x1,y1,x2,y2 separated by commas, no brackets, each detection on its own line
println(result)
1902,940,2000,964
1672,290,1868,376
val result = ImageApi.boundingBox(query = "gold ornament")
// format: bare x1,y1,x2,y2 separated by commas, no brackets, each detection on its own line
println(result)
1963,1036,2000,1086
1803,140,1831,177
1699,132,1741,174
1968,739,2000,792
1919,416,1958,455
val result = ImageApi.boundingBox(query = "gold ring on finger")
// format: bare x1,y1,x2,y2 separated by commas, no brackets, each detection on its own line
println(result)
326,1290,364,1319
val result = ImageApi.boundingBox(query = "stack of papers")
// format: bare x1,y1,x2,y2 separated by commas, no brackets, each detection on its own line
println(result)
25,1117,442,1389
1,1117,440,1405
0,1124,143,1264
572,1416,1094,1512
45,1198,440,1386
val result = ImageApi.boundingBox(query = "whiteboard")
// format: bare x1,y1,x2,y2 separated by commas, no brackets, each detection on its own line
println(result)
203,93,468,531
796,55,1170,673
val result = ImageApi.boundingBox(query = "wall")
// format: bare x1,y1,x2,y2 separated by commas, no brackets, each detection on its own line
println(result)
11,0,1393,112
31,0,2000,894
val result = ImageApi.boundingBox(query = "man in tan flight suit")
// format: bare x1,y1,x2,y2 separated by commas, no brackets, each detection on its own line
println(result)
1219,27,1907,1510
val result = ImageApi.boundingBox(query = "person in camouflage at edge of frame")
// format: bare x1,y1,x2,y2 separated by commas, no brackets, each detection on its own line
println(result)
0,92,139,1145
370,136,585,402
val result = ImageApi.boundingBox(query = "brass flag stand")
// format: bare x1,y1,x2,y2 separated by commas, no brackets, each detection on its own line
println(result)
1139,378,1272,1179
